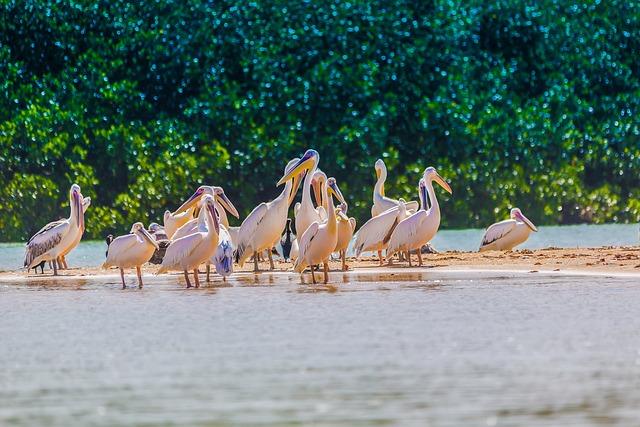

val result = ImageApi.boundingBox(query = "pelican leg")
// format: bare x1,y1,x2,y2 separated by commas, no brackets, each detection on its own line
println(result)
53,260,58,276
184,270,192,288
193,269,200,288
61,256,68,269
377,250,383,266
310,264,317,284
120,268,126,289
341,250,346,271
408,252,412,267
206,264,211,282
323,261,329,283
253,251,259,272
418,249,423,266
268,249,274,270
136,266,143,289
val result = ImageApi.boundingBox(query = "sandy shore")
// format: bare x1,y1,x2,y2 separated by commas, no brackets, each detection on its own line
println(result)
2,246,639,282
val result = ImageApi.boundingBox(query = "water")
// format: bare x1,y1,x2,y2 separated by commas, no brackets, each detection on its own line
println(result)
2,223,638,271
1,270,640,426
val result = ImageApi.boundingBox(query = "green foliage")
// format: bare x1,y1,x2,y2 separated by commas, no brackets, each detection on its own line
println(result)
0,0,639,241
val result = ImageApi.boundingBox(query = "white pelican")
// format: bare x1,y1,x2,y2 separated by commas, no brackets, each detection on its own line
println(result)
479,208,538,251
163,208,194,240
293,177,346,284
57,196,91,270
235,158,303,271
170,186,239,240
157,195,220,288
103,222,159,289
386,168,453,265
353,200,409,265
290,150,324,238
24,184,85,275
335,203,356,271
371,159,419,217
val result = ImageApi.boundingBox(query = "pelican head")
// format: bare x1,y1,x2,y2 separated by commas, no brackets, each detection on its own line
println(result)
149,222,163,233
423,167,452,194
311,169,327,207
511,208,538,232
131,222,159,249
326,177,346,206
173,185,239,219
70,184,84,229
277,149,319,186
374,159,386,179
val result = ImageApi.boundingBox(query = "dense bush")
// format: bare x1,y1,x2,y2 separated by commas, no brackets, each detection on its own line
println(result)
0,0,638,241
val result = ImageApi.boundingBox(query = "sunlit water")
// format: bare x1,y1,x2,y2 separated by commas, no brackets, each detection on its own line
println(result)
2,270,640,426
1,223,638,272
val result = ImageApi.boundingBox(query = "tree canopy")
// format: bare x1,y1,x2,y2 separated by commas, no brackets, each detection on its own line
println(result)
1,0,638,241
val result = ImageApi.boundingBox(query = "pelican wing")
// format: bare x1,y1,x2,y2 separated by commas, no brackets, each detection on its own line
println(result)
386,211,427,255
24,220,70,268
353,208,400,256
104,233,142,267
160,232,204,271
480,219,517,248
294,221,320,271
235,202,269,264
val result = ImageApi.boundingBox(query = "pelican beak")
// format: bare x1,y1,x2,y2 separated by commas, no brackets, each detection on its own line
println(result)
216,192,239,218
312,177,323,207
328,180,346,206
288,172,302,206
207,200,220,234
516,211,538,232
140,227,159,249
420,182,428,209
375,167,381,180
174,189,203,215
73,190,84,230
277,152,316,186
434,173,453,195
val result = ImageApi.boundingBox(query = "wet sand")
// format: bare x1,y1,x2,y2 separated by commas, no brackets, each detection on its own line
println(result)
3,246,639,281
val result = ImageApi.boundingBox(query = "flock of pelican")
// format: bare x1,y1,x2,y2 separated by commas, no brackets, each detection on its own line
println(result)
23,149,538,287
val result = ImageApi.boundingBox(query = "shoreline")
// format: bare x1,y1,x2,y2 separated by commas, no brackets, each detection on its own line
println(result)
2,246,639,282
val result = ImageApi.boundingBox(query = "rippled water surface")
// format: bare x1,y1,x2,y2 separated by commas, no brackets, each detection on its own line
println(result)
2,270,640,426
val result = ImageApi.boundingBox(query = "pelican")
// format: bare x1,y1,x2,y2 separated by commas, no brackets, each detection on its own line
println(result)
293,177,346,284
353,200,409,265
24,184,85,275
335,203,356,271
171,186,239,240
291,150,323,238
386,168,453,265
163,208,194,240
57,196,91,270
235,158,303,271
157,195,220,288
371,159,419,217
103,222,159,289
479,208,538,251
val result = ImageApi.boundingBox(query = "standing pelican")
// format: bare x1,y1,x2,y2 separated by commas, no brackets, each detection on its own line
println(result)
163,208,195,240
157,195,220,288
353,200,409,265
386,168,453,265
371,159,419,217
24,184,85,275
291,150,323,238
235,158,303,271
57,196,91,270
103,222,159,289
335,203,356,271
170,186,239,240
479,208,538,251
293,177,346,284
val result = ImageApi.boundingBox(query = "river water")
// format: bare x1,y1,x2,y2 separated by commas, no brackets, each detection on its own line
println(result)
1,270,640,426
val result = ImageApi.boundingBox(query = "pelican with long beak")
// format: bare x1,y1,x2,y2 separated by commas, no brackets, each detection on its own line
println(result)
386,168,453,265
57,196,91,270
479,208,538,251
24,184,85,276
371,159,419,217
294,177,346,284
284,149,323,238
353,199,409,265
235,158,303,271
157,195,220,288
102,222,159,289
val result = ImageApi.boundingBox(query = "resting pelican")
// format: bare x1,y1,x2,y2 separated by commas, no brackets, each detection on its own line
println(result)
103,222,159,289
293,177,346,284
335,203,356,271
163,208,194,239
386,168,453,265
171,186,239,240
291,150,323,238
235,158,302,271
479,208,538,251
24,184,85,275
353,200,409,265
371,159,419,217
57,196,91,270
157,195,220,288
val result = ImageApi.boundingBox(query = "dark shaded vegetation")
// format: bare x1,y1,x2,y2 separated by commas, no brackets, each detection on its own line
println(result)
0,0,638,241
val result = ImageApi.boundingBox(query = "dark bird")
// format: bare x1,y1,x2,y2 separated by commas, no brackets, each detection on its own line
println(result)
147,223,170,265
279,218,295,261
105,234,114,257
